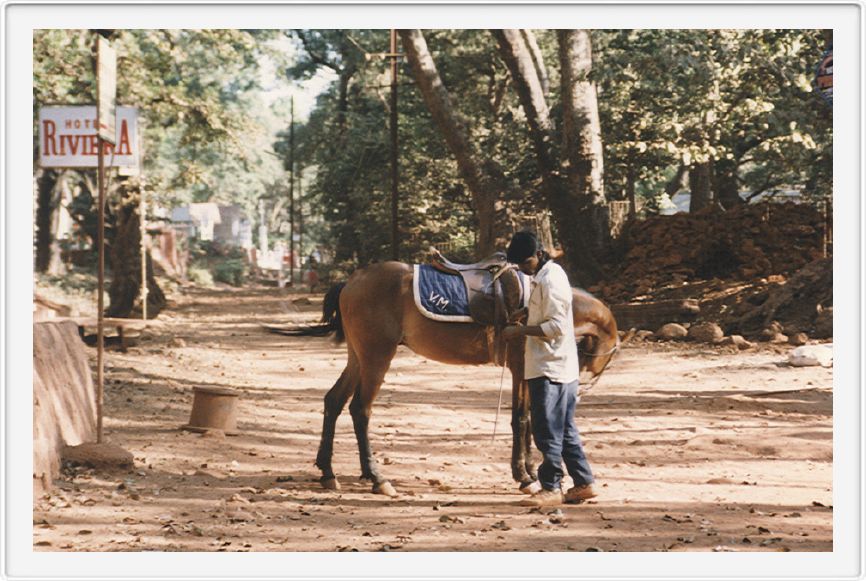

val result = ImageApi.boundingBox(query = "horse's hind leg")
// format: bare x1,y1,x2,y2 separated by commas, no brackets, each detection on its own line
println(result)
315,351,359,490
349,344,398,497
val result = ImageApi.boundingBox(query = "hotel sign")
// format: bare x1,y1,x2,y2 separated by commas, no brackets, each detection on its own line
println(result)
39,106,139,168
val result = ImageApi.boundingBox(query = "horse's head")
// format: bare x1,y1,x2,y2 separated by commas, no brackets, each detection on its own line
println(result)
573,291,620,381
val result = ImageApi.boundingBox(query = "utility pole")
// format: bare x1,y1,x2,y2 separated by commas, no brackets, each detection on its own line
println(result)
298,167,304,277
289,96,295,286
389,29,400,261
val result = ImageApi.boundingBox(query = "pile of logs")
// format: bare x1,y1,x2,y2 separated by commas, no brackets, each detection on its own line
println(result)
597,202,827,302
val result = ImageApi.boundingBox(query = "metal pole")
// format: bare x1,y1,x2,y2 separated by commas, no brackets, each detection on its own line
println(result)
96,135,105,444
92,33,107,445
140,180,147,320
389,29,399,261
289,96,295,286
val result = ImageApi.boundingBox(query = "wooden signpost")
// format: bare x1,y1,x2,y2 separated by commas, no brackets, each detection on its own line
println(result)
95,34,117,444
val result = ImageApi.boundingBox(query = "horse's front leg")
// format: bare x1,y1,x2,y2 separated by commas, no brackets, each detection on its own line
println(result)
510,366,538,493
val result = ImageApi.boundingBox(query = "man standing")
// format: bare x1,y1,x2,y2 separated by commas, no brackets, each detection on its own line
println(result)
502,231,597,507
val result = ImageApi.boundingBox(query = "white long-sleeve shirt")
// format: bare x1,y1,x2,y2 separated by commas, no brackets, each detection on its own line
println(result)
524,260,580,383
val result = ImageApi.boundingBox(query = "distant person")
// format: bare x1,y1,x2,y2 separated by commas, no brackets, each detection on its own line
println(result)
306,249,322,288
502,231,597,507
310,248,322,266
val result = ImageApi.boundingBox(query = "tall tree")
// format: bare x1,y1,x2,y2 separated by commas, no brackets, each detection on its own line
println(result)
399,29,511,256
558,30,609,256
491,29,608,285
34,29,281,316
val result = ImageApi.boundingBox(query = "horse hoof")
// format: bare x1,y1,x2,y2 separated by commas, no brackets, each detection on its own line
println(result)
321,477,341,491
519,481,541,495
372,481,398,497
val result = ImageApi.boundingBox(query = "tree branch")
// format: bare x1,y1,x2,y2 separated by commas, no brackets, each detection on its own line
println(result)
295,30,342,73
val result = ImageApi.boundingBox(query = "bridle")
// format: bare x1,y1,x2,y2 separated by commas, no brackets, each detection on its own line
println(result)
577,335,620,395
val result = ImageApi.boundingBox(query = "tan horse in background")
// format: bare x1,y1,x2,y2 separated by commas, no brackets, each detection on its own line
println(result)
304,261,618,496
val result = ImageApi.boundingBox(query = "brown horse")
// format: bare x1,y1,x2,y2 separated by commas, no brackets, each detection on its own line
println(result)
307,260,618,496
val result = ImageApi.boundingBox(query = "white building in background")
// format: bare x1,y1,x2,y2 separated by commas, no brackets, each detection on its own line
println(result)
215,205,254,249
170,203,222,241
660,189,805,215
170,203,252,248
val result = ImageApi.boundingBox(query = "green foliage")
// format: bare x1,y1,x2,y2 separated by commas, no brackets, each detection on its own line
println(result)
187,240,249,286
594,29,832,203
186,266,214,287
212,259,248,286
34,29,289,230
286,28,831,272
281,29,537,267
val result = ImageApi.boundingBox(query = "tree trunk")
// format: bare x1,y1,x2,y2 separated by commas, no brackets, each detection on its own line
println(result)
399,29,510,256
713,157,742,209
665,162,687,197
558,30,609,255
688,161,713,212
107,182,166,318
336,63,355,138
490,30,557,174
521,30,549,99
46,174,70,275
34,169,59,273
625,163,637,219
491,30,609,286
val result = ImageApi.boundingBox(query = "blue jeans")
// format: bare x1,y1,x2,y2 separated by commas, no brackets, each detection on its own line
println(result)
528,376,594,491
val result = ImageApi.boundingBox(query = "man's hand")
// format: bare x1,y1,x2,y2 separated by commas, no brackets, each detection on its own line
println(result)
507,307,528,324
502,325,524,342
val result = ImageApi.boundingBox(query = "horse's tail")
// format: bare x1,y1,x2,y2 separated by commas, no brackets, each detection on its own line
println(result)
264,282,346,342
321,282,346,343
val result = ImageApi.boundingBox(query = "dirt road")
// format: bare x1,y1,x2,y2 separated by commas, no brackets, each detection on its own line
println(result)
34,286,833,552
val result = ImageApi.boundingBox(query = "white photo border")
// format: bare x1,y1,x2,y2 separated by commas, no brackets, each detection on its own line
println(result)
4,2,862,580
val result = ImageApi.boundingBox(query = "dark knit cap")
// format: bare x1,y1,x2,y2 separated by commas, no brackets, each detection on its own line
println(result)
506,231,540,263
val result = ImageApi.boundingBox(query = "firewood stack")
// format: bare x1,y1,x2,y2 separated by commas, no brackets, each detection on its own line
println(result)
597,202,826,302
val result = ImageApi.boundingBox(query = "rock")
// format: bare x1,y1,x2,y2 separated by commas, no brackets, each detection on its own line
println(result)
636,330,655,341
788,332,809,346
688,322,724,343
721,335,753,350
770,333,789,344
169,337,187,348
657,323,688,340
788,345,833,367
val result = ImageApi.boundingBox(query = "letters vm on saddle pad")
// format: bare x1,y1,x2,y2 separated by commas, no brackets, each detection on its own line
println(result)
412,264,529,323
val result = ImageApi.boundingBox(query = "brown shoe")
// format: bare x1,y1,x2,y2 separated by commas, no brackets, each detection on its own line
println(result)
565,484,597,503
520,488,563,507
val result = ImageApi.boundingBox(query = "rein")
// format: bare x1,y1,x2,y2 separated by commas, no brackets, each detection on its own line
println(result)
491,343,508,442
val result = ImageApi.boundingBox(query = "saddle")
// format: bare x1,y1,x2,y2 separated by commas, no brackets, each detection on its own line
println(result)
430,249,522,366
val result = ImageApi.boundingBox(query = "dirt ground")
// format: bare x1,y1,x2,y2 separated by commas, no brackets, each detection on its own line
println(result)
34,286,833,552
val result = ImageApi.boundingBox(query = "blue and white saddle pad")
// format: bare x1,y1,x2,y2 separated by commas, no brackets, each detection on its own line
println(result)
413,264,530,323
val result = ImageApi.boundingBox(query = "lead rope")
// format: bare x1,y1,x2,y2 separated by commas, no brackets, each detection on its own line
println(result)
491,343,508,443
